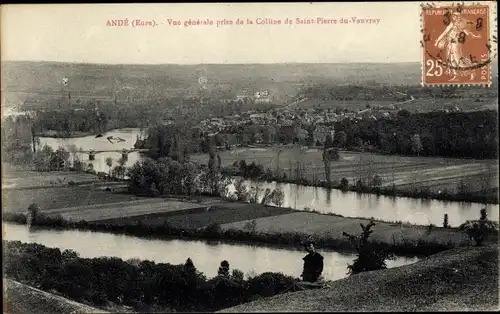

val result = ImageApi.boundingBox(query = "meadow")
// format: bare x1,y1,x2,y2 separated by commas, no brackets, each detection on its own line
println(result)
220,211,472,247
191,148,498,193
94,203,295,229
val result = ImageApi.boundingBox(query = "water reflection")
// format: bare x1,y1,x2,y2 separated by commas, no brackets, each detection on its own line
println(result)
39,129,499,227
4,223,419,281
228,180,499,227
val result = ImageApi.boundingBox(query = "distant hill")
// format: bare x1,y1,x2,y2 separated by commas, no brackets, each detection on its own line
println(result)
2,60,497,109
1,61,420,105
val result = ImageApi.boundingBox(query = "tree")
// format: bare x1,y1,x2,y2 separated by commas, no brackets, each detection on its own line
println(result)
372,174,382,187
112,156,128,179
231,269,244,282
27,203,41,225
261,188,273,205
218,260,230,278
248,184,262,204
49,147,70,171
324,134,334,149
411,134,423,156
443,213,449,228
105,157,113,175
271,188,285,207
233,178,249,201
343,220,395,275
239,160,247,177
322,147,339,184
67,144,79,167
33,145,54,172
340,177,349,190
335,131,347,148
460,208,499,246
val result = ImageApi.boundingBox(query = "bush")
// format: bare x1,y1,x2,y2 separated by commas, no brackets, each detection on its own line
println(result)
246,272,297,298
443,213,449,228
243,220,257,233
355,179,364,190
460,208,498,246
340,177,349,190
372,175,382,187
4,240,302,312
204,223,222,237
343,220,395,275
231,269,244,282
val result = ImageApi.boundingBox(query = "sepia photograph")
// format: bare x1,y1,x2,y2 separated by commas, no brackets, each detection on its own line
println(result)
1,2,498,313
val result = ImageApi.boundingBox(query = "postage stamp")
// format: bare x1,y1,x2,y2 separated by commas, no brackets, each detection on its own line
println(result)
421,2,494,86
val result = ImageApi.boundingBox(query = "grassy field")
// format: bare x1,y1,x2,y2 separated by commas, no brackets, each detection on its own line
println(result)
2,185,143,214
191,148,498,193
220,244,499,312
40,198,224,222
94,203,296,229
2,171,101,189
220,211,472,247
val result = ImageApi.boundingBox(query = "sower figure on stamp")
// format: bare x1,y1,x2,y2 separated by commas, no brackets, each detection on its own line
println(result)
300,240,324,283
434,11,482,81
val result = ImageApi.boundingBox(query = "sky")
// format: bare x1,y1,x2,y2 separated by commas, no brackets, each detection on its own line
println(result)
0,2,495,64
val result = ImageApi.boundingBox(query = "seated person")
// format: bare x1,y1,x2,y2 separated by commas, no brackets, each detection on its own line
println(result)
300,240,324,283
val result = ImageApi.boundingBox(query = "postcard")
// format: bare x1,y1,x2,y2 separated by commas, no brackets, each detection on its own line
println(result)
1,2,498,313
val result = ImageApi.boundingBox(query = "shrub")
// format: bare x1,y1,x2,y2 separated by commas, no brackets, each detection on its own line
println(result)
231,269,244,282
243,220,257,233
443,213,449,228
340,177,349,190
233,178,249,201
343,220,395,275
261,188,273,205
427,223,435,235
271,188,284,207
460,208,498,246
204,223,222,237
355,179,364,190
218,260,230,278
372,175,382,187
246,272,297,298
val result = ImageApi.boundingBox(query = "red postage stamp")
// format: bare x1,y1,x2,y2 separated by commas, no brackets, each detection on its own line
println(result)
421,2,494,86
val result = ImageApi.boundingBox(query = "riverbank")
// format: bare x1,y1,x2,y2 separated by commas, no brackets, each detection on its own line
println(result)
223,169,499,205
3,170,497,257
3,203,487,257
35,130,101,138
192,147,498,204
220,244,499,312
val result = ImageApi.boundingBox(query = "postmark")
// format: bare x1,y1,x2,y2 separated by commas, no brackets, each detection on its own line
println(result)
421,2,495,86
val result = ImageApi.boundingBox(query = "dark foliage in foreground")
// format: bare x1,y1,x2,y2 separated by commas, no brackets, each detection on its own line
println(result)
343,221,396,275
4,240,297,312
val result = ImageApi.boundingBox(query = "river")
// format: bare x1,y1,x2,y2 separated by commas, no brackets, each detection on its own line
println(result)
3,222,419,281
39,128,499,227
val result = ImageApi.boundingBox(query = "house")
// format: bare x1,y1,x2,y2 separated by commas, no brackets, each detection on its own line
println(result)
254,97,271,104
249,113,267,124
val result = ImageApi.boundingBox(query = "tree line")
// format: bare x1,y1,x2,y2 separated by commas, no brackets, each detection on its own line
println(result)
4,240,297,312
334,110,498,159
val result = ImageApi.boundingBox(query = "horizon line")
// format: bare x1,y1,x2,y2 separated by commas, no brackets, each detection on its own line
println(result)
2,59,424,66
